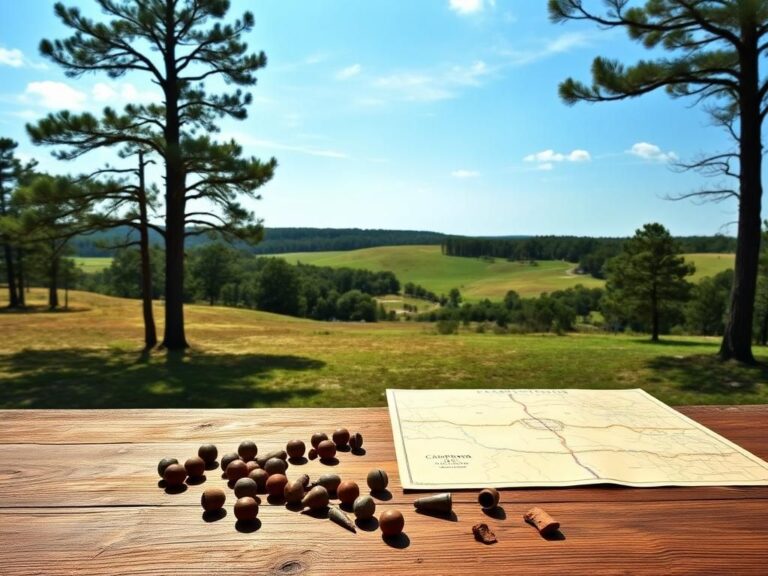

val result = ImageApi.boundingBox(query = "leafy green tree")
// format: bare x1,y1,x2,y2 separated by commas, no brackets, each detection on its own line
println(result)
686,269,734,336
103,246,165,300
31,0,276,349
255,258,300,316
549,0,768,361
336,289,377,322
604,223,694,342
189,243,239,306
448,288,462,308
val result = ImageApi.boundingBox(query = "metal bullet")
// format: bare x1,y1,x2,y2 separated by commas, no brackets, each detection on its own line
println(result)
414,492,453,514
329,506,356,532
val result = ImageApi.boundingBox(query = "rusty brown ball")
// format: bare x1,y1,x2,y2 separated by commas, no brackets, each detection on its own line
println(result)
184,456,206,478
286,439,306,459
245,460,260,473
226,459,248,483
337,480,360,505
197,444,218,466
283,480,305,504
265,473,288,498
349,432,364,451
234,496,259,521
311,432,329,448
248,468,269,493
332,428,351,447
317,439,337,460
201,487,226,511
163,463,187,487
220,452,241,471
379,509,405,536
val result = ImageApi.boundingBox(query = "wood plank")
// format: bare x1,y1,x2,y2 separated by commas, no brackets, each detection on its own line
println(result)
1,406,767,507
2,500,767,575
2,406,766,446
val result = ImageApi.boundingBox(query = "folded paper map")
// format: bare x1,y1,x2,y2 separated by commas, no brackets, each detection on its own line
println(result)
386,388,768,489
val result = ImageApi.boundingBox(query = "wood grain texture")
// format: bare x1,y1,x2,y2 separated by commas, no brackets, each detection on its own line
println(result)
0,406,767,575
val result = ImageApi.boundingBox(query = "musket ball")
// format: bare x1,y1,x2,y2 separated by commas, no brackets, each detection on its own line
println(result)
238,440,258,461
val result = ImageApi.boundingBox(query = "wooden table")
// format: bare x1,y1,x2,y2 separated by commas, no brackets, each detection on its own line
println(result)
1,406,767,575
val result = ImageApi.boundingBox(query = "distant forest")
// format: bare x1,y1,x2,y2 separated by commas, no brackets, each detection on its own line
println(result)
441,235,737,278
72,227,447,256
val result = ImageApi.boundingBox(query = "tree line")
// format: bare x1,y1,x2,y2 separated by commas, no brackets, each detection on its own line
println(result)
441,235,737,279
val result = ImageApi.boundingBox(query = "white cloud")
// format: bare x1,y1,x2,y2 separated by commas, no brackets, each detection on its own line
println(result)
627,142,678,162
223,131,348,160
374,60,492,102
524,148,591,169
0,47,24,67
92,82,157,104
499,32,591,66
451,169,480,178
24,81,87,110
336,64,362,80
449,0,494,15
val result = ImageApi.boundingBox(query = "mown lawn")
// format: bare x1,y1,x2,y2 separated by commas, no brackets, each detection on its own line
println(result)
1,289,765,409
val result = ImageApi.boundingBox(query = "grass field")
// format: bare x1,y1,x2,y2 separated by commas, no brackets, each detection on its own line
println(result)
1,289,765,409
278,246,734,300
72,257,112,274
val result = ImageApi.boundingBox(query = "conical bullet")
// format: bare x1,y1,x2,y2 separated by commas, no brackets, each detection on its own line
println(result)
414,492,453,514
329,506,356,532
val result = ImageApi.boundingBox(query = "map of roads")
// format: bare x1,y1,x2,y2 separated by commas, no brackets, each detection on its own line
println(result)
386,388,768,489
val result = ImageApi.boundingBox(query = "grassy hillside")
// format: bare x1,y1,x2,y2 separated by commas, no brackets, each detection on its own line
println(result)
279,246,734,300
0,289,765,409
72,257,113,273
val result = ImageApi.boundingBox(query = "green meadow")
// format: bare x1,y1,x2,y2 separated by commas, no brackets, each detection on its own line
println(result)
1,289,765,410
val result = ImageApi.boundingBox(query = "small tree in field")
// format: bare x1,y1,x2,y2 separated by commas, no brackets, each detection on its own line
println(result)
549,0,768,362
604,223,694,342
30,0,276,349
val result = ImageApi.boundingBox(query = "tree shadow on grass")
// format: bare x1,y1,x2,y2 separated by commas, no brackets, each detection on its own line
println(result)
0,348,325,408
630,338,716,348
646,354,768,395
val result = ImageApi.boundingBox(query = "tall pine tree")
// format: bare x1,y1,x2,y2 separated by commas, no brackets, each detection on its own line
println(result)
30,0,276,349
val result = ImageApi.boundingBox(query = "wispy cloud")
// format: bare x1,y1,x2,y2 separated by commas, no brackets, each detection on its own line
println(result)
224,131,348,160
0,47,46,69
498,32,592,66
451,169,480,178
374,60,492,102
524,149,591,167
449,0,495,15
336,64,362,80
23,81,88,110
627,142,678,163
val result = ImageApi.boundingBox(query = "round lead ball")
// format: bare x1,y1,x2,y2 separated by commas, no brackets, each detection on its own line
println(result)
163,463,187,487
367,469,389,492
220,452,240,471
353,495,376,520
332,428,350,447
317,440,337,461
238,440,258,462
337,480,360,505
264,457,288,476
379,509,405,536
184,456,206,478
311,432,329,448
157,457,179,478
265,474,288,498
201,488,226,512
226,460,248,483
248,469,269,493
286,439,306,459
349,432,363,452
234,497,259,521
198,444,218,466
234,477,258,499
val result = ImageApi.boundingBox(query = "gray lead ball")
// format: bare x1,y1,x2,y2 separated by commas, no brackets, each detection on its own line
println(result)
264,457,288,476
353,495,376,519
157,457,178,478
366,469,389,492
234,477,258,499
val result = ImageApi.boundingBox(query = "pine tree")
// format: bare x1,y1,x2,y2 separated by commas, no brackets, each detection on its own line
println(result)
604,223,695,342
29,1,276,349
550,0,768,362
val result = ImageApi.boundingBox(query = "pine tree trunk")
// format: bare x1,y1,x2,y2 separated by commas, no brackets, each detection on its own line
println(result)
719,28,761,364
137,151,157,350
48,250,59,310
16,248,25,308
160,8,188,351
3,243,18,308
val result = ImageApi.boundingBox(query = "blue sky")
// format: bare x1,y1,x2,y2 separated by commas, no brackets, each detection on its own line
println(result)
0,0,748,237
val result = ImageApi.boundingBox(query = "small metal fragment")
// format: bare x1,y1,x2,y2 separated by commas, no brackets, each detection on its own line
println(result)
329,506,356,532
472,523,497,544
524,506,560,537
311,473,341,494
349,432,364,452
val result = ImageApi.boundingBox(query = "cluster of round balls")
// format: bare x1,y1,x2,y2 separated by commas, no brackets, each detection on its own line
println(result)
156,429,404,536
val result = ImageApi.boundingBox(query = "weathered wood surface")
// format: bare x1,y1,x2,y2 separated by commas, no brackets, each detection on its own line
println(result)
0,406,767,575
